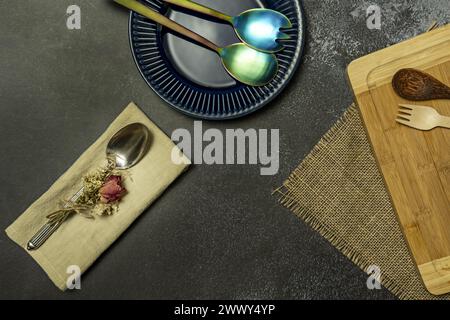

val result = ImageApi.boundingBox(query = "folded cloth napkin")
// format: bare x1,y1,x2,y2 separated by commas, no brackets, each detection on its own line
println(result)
5,102,190,290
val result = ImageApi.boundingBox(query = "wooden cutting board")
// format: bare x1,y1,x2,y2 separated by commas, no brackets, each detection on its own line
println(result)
347,24,450,295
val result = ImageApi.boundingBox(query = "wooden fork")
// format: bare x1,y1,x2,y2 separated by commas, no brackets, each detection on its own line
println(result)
396,104,450,131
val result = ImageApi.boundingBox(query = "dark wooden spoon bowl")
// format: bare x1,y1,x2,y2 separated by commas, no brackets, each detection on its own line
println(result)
392,68,450,101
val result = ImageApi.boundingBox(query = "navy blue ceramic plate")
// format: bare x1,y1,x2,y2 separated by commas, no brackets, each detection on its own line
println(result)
129,0,305,120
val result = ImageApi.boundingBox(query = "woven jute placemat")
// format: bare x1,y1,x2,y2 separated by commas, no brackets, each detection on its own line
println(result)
276,104,449,300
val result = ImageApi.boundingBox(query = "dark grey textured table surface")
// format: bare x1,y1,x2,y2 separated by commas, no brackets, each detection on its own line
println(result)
0,0,448,299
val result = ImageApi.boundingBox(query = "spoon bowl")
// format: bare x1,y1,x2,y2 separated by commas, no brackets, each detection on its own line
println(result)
233,9,292,53
392,68,450,101
107,123,151,170
219,43,278,86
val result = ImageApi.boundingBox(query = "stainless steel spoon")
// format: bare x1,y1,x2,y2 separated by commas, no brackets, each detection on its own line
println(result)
27,123,151,250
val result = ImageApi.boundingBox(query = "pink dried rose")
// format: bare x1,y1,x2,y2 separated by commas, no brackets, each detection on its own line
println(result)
99,175,126,204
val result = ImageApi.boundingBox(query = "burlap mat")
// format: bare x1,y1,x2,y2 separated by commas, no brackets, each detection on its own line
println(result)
277,104,449,300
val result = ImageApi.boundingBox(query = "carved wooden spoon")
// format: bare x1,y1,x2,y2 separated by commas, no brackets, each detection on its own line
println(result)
392,68,450,101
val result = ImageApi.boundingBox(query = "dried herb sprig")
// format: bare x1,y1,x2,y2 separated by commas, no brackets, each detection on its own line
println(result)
46,157,125,224
76,157,116,207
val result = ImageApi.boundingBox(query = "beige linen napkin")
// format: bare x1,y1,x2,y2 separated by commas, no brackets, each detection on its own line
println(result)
6,102,190,290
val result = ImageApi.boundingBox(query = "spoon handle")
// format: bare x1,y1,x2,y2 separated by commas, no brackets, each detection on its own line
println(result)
163,0,233,23
439,115,450,129
27,187,84,250
115,0,220,52
27,216,69,250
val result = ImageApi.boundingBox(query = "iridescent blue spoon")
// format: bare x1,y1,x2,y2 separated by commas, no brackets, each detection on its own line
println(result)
115,0,278,86
164,0,292,53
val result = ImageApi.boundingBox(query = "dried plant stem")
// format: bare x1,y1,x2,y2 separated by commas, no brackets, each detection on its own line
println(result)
46,157,120,224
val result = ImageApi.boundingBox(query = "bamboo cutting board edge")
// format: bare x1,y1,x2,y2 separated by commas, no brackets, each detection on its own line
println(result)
347,24,450,296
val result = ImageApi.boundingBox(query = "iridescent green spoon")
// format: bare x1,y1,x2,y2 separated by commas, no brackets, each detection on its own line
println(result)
164,0,292,53
115,0,278,87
